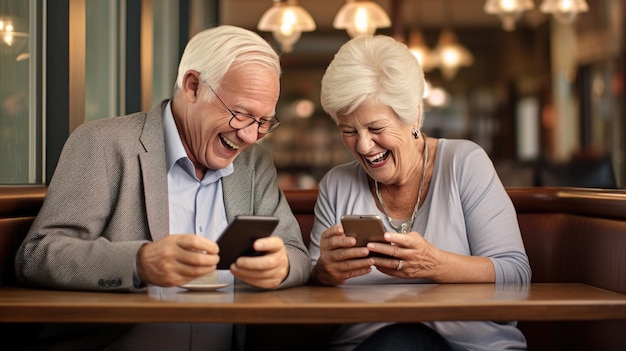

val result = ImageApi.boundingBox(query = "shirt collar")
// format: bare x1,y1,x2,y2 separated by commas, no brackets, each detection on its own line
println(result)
162,100,233,182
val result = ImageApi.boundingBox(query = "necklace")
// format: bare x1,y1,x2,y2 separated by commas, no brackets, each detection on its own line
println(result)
375,133,428,234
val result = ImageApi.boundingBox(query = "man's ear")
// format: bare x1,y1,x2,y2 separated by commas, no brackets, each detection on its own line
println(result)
182,70,201,102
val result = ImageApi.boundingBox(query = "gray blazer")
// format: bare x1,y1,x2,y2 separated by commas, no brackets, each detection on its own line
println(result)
15,100,311,291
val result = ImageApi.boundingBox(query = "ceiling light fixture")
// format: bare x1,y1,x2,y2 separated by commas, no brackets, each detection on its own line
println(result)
432,28,473,80
539,0,589,24
407,29,437,72
484,0,535,31
333,0,391,38
257,0,316,53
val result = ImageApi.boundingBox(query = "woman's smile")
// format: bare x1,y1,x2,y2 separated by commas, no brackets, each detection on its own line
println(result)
364,150,390,167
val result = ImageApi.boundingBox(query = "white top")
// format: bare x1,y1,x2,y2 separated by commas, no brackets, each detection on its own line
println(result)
309,139,531,351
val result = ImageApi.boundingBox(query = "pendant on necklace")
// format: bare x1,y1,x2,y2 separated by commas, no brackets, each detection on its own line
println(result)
374,133,429,236
400,223,408,234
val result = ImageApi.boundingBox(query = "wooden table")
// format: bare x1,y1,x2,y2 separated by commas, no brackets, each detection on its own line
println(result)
1,283,625,324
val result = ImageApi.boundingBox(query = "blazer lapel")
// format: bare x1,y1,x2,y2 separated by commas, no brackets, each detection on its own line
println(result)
139,101,170,241
222,157,254,221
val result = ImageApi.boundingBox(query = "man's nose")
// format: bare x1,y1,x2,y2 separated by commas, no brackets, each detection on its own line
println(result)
236,122,260,144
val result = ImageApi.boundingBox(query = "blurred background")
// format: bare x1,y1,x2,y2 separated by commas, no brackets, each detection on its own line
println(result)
0,0,624,189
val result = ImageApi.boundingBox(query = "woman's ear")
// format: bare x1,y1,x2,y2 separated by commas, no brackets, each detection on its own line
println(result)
181,70,201,102
415,104,422,130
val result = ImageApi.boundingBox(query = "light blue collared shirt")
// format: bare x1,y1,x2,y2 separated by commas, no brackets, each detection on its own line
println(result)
163,101,234,351
118,101,234,351
163,100,233,241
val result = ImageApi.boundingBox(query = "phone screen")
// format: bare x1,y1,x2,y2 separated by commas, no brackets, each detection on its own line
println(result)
215,215,279,269
340,215,386,247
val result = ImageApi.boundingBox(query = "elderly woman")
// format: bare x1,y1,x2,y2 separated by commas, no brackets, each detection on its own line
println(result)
308,35,531,351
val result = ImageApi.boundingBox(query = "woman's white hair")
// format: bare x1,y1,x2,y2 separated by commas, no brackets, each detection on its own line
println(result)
174,25,281,96
320,35,425,126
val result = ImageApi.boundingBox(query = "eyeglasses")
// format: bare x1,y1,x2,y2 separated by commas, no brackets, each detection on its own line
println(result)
207,85,280,134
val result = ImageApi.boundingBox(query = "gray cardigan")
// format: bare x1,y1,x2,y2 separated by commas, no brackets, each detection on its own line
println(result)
15,100,310,291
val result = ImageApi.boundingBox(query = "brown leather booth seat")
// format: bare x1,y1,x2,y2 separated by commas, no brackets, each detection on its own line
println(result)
0,186,46,287
288,187,626,293
508,188,626,351
1,186,625,350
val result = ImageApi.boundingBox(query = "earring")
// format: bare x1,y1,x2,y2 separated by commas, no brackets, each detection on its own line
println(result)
412,129,420,139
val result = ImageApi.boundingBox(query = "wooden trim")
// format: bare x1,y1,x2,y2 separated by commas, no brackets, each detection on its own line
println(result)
507,187,626,220
0,186,46,216
140,0,153,111
68,0,85,134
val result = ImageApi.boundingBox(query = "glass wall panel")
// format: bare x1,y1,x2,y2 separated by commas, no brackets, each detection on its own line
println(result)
0,0,40,184
85,0,179,119
85,1,121,122
151,0,178,105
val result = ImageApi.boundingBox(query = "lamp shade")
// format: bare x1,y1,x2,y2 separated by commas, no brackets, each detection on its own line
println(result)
408,29,437,72
540,0,589,24
484,0,535,31
333,0,391,38
257,0,316,53
433,29,473,80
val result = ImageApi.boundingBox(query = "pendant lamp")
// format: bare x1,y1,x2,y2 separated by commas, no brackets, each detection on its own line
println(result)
540,0,589,24
333,0,391,38
484,0,535,31
408,29,437,72
257,0,316,53
433,28,473,80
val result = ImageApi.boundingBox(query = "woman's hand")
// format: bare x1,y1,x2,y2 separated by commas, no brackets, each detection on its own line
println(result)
368,231,442,279
369,231,495,282
309,225,374,286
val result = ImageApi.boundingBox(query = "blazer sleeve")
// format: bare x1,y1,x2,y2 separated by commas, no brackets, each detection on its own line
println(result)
14,110,167,292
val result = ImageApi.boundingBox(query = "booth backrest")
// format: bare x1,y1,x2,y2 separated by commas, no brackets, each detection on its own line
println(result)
286,187,626,294
507,187,626,294
2,186,626,291
0,186,46,287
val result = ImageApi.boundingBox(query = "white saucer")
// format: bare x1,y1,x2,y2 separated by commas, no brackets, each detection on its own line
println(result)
179,283,230,292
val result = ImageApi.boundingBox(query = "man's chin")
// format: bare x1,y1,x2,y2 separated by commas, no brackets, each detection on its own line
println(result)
206,153,238,170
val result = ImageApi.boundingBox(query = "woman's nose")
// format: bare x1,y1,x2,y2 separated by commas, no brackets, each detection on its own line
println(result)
355,133,373,154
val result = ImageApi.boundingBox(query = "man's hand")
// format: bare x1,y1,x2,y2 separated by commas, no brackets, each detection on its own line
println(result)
229,236,288,289
136,234,219,287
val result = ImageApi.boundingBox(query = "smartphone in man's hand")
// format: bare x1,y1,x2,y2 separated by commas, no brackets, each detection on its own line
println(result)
216,215,279,269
